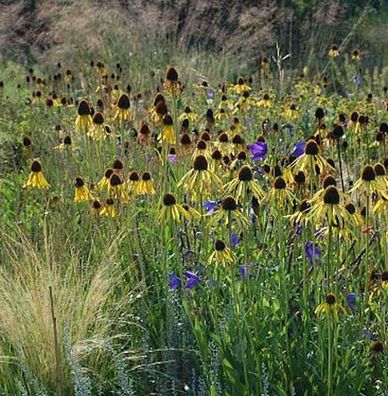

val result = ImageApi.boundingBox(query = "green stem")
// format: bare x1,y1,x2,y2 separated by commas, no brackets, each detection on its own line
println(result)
327,318,333,396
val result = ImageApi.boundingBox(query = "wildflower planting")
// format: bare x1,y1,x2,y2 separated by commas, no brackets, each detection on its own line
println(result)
0,16,387,395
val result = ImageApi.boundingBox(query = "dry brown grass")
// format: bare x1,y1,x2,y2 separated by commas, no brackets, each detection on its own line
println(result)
0,1,386,79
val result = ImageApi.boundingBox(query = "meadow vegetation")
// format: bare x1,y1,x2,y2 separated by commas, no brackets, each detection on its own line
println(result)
0,1,387,395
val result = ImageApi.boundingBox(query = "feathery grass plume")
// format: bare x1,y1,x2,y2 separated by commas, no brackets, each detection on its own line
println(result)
0,229,133,392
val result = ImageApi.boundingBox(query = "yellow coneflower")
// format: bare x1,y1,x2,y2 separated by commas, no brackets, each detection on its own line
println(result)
91,200,102,216
178,155,222,200
257,93,272,109
114,94,133,123
108,173,127,200
52,94,61,107
209,196,249,228
54,135,74,151
308,176,339,206
351,49,360,61
128,171,141,195
264,176,296,209
191,140,211,161
344,203,364,227
181,118,190,134
95,61,107,77
112,159,124,173
232,117,243,134
374,163,388,189
22,137,32,157
216,132,232,155
218,94,233,110
138,172,156,195
230,135,246,156
24,160,50,189
261,57,270,72
348,112,361,134
232,77,251,95
138,122,151,145
214,108,228,122
273,162,294,185
308,186,350,228
163,67,180,95
111,84,122,104
161,114,175,145
88,112,106,141
150,94,168,123
210,149,223,172
100,198,117,217
371,130,385,148
315,294,346,322
234,91,255,112
180,133,192,153
286,199,312,225
222,165,264,203
208,240,236,267
283,103,299,120
200,131,211,142
292,170,306,192
369,271,388,303
75,100,92,132
229,151,247,171
178,106,198,122
349,165,385,196
157,193,190,223
290,139,335,175
181,203,202,220
373,191,387,216
328,44,340,58
98,169,113,191
64,69,73,84
74,177,92,202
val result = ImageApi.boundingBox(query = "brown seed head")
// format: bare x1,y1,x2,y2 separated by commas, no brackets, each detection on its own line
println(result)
222,197,237,211
361,165,376,181
193,155,208,171
238,166,253,181
323,186,340,205
163,193,176,206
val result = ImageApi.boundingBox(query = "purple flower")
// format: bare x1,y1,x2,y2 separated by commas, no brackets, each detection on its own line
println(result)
184,271,200,289
230,233,240,248
183,250,195,261
239,262,253,281
249,141,268,161
305,242,321,268
168,274,181,289
354,74,362,87
346,293,361,310
207,89,215,99
203,200,218,214
168,154,177,164
293,141,305,158
294,224,303,236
